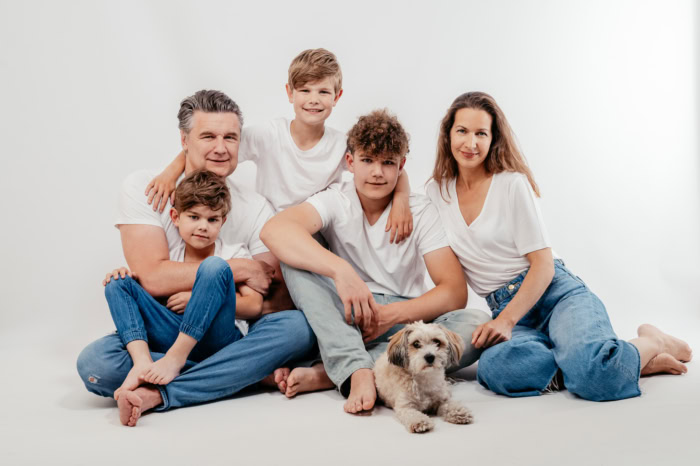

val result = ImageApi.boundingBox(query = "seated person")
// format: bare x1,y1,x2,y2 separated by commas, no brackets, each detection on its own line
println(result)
261,109,491,414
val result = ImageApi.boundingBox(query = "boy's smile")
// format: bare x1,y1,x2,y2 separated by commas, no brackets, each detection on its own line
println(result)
171,205,227,253
347,151,406,209
286,77,342,127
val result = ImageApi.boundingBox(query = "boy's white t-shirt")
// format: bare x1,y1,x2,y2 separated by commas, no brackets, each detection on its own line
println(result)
306,180,450,298
116,170,275,335
426,171,552,298
238,117,347,212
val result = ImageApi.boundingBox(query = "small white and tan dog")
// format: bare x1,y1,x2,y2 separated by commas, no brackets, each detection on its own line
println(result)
374,321,473,433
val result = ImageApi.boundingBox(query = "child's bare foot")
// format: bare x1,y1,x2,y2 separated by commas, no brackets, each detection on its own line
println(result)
117,386,163,427
641,353,688,376
285,364,334,398
638,324,693,362
140,354,186,385
344,368,376,414
260,368,290,393
114,362,151,400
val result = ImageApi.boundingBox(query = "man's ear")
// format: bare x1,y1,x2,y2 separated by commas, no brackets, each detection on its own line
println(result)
170,208,180,226
285,83,294,103
180,129,188,152
345,151,355,173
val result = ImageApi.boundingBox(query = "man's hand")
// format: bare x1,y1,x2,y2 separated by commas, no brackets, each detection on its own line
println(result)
333,264,378,330
166,291,192,314
229,258,275,295
471,317,514,349
103,267,136,286
362,303,398,342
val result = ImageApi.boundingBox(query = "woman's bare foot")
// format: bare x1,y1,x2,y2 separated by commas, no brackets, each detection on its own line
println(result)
140,354,187,385
285,363,334,398
344,368,376,414
114,362,151,401
638,324,693,362
260,368,290,393
116,386,162,427
641,353,688,376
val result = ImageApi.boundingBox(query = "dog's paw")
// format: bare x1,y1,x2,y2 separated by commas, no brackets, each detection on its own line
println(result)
443,405,473,425
408,417,435,433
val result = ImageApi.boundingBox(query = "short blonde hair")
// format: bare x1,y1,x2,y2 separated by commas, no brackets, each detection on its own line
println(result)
288,48,342,93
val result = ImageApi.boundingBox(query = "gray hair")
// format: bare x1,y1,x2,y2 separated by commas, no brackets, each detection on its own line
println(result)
177,89,244,133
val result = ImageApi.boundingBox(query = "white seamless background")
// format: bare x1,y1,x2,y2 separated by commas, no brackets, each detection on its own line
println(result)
0,0,698,347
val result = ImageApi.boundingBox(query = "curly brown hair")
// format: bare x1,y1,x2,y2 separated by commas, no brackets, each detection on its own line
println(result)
173,169,232,216
346,109,409,159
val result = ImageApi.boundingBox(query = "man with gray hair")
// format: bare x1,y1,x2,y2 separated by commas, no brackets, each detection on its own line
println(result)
77,90,315,426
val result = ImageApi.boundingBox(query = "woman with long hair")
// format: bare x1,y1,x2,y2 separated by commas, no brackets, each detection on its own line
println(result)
426,92,691,400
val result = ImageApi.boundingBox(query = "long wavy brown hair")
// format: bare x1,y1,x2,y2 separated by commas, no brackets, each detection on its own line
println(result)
431,92,540,199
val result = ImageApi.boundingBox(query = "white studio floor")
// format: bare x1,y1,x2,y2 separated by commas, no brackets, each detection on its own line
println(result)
2,325,698,466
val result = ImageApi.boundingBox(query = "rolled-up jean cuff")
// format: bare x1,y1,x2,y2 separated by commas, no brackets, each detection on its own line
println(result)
336,360,375,395
153,386,170,412
179,322,204,342
119,329,148,346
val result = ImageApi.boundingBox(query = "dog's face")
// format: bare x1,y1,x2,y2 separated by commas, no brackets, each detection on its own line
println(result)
387,322,464,375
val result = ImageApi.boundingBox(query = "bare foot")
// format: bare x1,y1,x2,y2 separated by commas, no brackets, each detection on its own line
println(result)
140,354,186,385
285,364,334,398
638,324,693,362
260,368,290,393
344,368,376,414
641,353,688,376
117,386,163,427
114,362,151,401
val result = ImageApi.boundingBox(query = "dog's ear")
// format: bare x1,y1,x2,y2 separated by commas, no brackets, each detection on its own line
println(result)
442,326,465,367
387,328,411,368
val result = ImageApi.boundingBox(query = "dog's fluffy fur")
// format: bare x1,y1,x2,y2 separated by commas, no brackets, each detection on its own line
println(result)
374,321,473,433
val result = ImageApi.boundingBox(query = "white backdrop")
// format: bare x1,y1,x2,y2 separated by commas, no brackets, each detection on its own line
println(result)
0,0,698,346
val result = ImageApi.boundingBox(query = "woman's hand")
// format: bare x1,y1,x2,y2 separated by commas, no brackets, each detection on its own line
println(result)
471,317,515,349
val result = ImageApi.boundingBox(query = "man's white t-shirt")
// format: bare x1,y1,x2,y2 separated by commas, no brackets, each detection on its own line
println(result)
116,170,275,334
306,180,450,298
426,171,552,298
238,118,347,212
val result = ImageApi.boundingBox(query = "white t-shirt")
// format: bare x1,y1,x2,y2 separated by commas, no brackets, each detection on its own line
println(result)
426,172,552,298
116,170,275,335
238,117,347,212
306,180,450,298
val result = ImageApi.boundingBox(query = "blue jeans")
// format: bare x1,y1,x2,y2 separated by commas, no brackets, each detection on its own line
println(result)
77,257,316,410
105,256,241,361
476,260,641,401
281,263,491,393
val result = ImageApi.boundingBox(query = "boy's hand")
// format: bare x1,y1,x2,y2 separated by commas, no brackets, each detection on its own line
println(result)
103,267,136,286
145,172,177,213
333,264,378,330
166,291,192,314
386,193,413,244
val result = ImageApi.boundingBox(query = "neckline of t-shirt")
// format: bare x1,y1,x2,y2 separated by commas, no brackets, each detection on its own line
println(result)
285,118,329,155
450,173,495,229
347,182,393,228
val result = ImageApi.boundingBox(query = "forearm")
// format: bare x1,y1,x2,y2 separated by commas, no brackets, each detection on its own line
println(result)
385,282,468,326
496,259,554,326
164,151,186,177
235,293,263,319
393,170,410,197
133,260,200,297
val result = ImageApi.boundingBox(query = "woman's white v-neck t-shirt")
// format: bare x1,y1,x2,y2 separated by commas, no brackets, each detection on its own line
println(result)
426,171,551,297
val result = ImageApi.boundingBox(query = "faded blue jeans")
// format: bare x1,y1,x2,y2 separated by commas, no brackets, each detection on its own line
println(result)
105,256,241,361
476,260,641,401
77,257,316,410
281,263,491,394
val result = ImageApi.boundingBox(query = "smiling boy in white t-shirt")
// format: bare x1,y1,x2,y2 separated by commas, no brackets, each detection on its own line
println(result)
260,110,491,414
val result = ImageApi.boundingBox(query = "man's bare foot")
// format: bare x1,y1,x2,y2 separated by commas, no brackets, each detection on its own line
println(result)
116,386,162,427
140,354,186,385
344,368,376,414
285,364,334,398
260,368,290,393
641,353,688,376
114,362,151,401
638,324,693,362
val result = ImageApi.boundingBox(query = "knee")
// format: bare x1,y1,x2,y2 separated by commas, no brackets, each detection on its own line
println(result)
477,341,556,397
103,275,135,299
276,311,316,353
196,256,231,281
76,336,128,397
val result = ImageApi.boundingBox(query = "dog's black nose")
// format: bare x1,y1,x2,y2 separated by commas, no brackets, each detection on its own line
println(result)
424,354,435,364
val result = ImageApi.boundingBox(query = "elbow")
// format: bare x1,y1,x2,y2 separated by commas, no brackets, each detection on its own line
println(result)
259,218,276,249
444,280,468,310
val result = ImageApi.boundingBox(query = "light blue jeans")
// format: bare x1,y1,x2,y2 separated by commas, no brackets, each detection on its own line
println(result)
105,256,241,361
476,260,641,401
281,263,491,394
77,257,316,410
